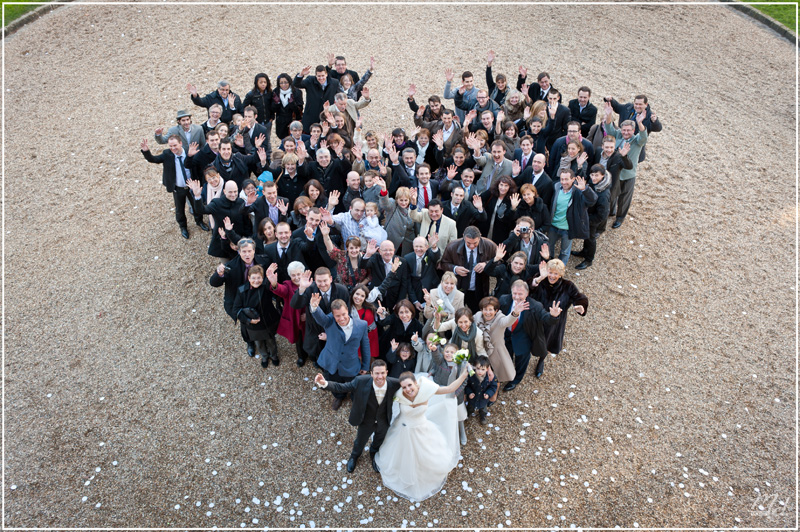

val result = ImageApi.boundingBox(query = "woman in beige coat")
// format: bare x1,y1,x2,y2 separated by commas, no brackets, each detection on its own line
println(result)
422,271,465,323
473,296,521,384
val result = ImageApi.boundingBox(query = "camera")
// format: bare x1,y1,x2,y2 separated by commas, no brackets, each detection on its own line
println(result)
223,266,232,275
519,227,530,234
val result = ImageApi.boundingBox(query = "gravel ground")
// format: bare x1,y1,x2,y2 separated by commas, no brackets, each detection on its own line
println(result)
3,2,797,529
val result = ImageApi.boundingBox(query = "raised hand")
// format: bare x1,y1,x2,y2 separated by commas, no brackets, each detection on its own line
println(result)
512,159,521,176
326,52,335,67
549,300,563,317
422,288,431,305
186,83,197,95
154,127,164,136
377,160,387,177
356,116,363,130
517,300,530,313
390,338,399,352
575,175,587,191
540,242,550,260
310,292,322,310
510,192,521,209
574,304,585,315
548,103,557,119
369,56,375,72
328,189,340,206
650,110,658,122
318,220,330,236
391,257,402,273
539,260,548,277
494,243,506,262
432,130,445,149
140,138,150,151
428,231,439,249
465,109,477,124
298,270,313,290
227,93,236,107
446,164,457,180
408,83,417,98
266,263,279,285
487,49,496,66
255,133,266,148
314,373,328,387
523,105,532,120
320,123,330,138
350,142,362,160
577,152,588,167
444,68,454,82
361,86,370,99
257,146,267,165
296,141,308,161
234,134,245,148
604,101,614,121
518,65,528,78
496,110,505,123
223,216,233,231
276,198,288,215
300,65,312,77
619,142,631,157
416,106,425,118
187,178,202,196
324,110,335,125
376,300,387,318
472,194,483,211
386,143,399,164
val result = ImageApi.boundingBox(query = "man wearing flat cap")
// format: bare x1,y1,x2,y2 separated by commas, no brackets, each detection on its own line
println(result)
155,110,206,153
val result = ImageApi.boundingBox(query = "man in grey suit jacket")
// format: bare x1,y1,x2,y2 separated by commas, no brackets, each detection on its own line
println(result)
470,140,513,194
310,295,371,411
154,110,206,152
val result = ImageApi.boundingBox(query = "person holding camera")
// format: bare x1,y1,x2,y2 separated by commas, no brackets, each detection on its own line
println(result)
501,216,550,277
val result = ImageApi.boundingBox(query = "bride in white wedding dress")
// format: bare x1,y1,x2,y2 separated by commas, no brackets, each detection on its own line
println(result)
374,366,470,502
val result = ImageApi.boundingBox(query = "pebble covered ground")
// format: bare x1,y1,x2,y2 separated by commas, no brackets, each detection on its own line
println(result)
3,2,797,529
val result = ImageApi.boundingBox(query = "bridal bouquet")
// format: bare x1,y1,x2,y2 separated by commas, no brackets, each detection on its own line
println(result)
428,333,447,347
453,349,475,376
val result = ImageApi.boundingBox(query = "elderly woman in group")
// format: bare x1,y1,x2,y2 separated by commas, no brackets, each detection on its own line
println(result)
531,258,589,377
377,178,415,256
318,221,373,290
473,296,521,386
266,260,307,365
422,271,464,325
275,153,307,207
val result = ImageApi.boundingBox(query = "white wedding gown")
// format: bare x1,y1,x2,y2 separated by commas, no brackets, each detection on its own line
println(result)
374,375,460,502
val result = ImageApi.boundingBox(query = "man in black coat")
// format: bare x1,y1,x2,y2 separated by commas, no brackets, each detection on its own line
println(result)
140,137,205,239
606,94,662,162
188,80,243,124
499,280,561,391
326,54,361,97
590,137,633,220
567,87,598,138
502,217,550,274
263,222,304,283
315,359,401,473
543,90,571,151
212,139,266,190
291,207,338,276
294,65,339,133
404,235,442,311
516,69,560,104
361,240,410,311
438,227,498,312
240,106,270,155
546,121,596,178
290,266,350,367
574,165,613,270
441,184,488,238
250,181,289,232
187,130,221,175
511,153,555,208
208,239,270,323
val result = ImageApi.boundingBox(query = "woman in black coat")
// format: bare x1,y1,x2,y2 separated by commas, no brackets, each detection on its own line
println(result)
232,264,281,367
188,179,251,260
478,176,520,244
271,73,304,141
488,250,535,299
531,259,589,358
243,73,274,145
376,299,424,359
516,183,550,231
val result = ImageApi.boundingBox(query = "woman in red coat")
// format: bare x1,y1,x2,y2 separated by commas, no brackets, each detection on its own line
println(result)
265,261,306,361
350,284,379,360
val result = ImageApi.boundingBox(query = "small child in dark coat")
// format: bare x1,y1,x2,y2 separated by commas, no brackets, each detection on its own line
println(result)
465,356,498,425
387,340,416,378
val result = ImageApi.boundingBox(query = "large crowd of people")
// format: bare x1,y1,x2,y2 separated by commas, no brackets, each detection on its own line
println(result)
140,51,662,485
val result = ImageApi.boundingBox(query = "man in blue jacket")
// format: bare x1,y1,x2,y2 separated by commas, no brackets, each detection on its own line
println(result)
310,295,371,411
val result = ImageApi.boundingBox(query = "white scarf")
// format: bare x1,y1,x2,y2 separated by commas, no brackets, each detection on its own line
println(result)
416,141,429,165
437,285,457,315
279,88,292,107
394,376,438,406
206,178,225,229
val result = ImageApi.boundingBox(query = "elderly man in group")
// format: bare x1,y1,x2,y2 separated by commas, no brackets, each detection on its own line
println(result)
188,80,243,124
439,226,498,312
155,110,206,153
326,89,371,139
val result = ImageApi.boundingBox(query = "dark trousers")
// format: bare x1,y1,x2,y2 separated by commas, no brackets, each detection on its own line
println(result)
505,335,533,385
582,223,601,261
352,416,390,458
323,369,354,400
173,187,203,229
464,290,481,314
614,177,636,222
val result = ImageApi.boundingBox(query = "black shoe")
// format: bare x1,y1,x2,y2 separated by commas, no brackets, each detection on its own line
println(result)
572,249,586,258
575,260,592,270
270,355,280,367
612,220,622,229
247,343,256,357
196,222,210,232
331,397,343,411
180,227,190,239
296,357,306,367
347,455,358,473
535,357,546,378
371,454,379,472
479,408,488,425
502,382,517,392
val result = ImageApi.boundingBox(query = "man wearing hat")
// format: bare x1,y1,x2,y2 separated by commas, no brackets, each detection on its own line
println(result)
155,110,206,153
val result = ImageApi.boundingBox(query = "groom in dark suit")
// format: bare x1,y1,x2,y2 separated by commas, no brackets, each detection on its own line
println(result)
315,359,401,473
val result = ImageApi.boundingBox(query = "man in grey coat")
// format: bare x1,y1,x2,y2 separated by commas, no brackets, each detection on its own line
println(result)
154,110,206,153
